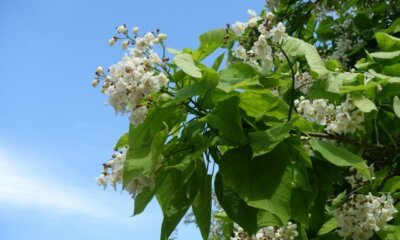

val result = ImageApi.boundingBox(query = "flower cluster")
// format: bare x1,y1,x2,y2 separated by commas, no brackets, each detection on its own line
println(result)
232,10,287,75
294,95,365,134
332,19,365,66
95,149,156,198
294,71,314,94
231,222,298,240
345,165,375,189
93,25,169,126
336,193,398,240
255,222,298,240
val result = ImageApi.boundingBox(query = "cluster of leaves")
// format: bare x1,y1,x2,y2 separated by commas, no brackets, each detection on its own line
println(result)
102,1,400,240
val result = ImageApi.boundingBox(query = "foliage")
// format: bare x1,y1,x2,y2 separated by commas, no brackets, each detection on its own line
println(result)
93,1,400,239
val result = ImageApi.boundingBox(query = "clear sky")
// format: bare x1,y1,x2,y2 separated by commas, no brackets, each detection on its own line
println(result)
0,1,262,239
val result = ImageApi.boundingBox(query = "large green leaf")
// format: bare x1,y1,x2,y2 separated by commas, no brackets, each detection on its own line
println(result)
249,124,291,156
219,144,294,224
214,172,258,234
175,73,218,102
310,139,370,178
133,169,167,216
282,36,328,77
375,32,400,51
192,162,212,240
158,180,191,240
239,89,289,121
206,96,247,145
193,29,226,61
123,104,182,186
174,53,202,78
217,62,259,92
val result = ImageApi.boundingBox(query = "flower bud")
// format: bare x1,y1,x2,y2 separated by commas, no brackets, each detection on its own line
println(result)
92,79,100,87
96,66,104,75
132,26,139,33
117,25,127,34
121,40,130,49
108,37,117,46
266,12,275,20
157,33,167,41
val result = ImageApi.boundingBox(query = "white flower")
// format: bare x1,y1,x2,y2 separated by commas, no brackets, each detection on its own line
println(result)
132,26,139,33
266,12,275,21
96,173,107,189
117,25,127,34
108,37,116,46
96,66,104,75
269,22,287,43
121,40,130,49
232,21,247,36
91,79,99,87
157,33,167,41
234,45,248,60
248,18,258,28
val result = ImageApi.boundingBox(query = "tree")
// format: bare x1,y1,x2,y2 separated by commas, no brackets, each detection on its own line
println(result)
92,1,400,239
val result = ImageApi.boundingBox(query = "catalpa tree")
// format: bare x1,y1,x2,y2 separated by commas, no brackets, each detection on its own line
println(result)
92,1,400,239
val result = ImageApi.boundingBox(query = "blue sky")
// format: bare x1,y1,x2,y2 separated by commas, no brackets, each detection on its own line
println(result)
0,1,262,239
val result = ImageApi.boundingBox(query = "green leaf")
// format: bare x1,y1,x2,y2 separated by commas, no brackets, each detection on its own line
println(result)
282,37,328,77
316,17,334,41
340,80,384,93
325,59,342,71
192,174,212,240
219,144,294,224
383,176,400,192
114,132,128,150
215,172,258,234
377,225,400,239
206,96,246,145
123,105,182,187
158,182,191,240
217,63,259,92
394,96,400,118
383,63,400,77
353,96,377,113
193,29,226,61
369,50,400,60
133,169,167,215
239,89,289,121
310,139,370,178
212,52,225,71
317,218,338,235
375,32,400,51
249,124,291,156
175,73,218,102
174,53,202,78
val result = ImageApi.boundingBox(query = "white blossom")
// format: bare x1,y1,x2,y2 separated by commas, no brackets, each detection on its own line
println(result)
117,25,127,34
96,28,169,126
269,22,287,43
108,37,117,46
95,66,104,75
232,21,247,36
295,95,365,135
132,26,139,33
336,193,398,240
